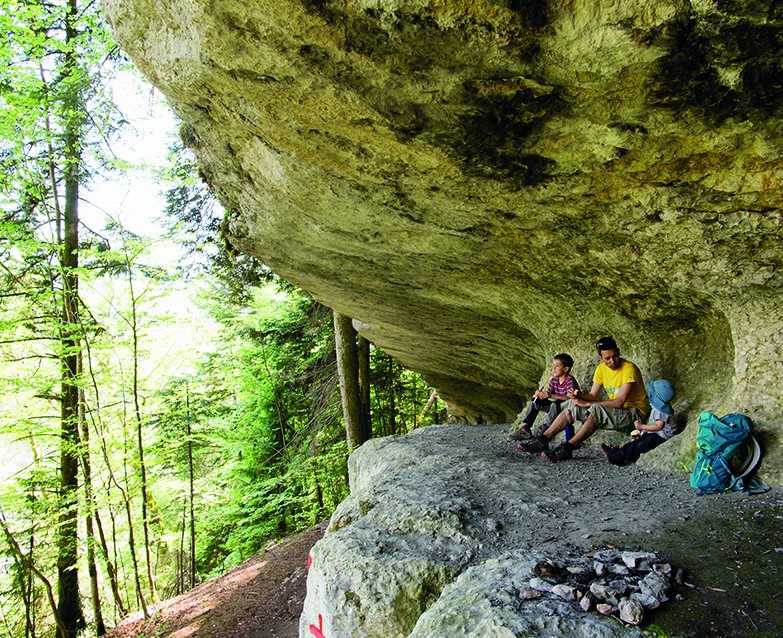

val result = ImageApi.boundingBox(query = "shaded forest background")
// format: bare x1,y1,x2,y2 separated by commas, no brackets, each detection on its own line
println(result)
0,2,443,637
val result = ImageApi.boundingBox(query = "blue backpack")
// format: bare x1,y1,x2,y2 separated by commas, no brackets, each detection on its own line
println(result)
689,412,753,495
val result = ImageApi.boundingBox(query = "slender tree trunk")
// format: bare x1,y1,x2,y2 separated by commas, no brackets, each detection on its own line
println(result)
333,312,371,449
185,386,196,589
81,337,127,617
97,409,147,617
78,371,106,636
415,390,439,429
56,4,86,634
314,474,324,513
357,336,371,435
389,387,397,435
25,531,34,638
1,511,68,638
119,425,149,617
125,256,158,603
93,509,126,618
104,506,133,618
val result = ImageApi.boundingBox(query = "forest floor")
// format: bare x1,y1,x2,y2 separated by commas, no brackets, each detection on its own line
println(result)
105,522,327,638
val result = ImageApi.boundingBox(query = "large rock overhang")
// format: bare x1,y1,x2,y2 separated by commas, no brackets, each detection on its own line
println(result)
102,0,782,463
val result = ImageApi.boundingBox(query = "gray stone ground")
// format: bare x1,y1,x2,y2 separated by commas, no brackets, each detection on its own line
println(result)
300,424,783,637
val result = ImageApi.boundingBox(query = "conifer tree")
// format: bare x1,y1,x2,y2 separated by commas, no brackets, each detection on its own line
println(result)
0,1,117,634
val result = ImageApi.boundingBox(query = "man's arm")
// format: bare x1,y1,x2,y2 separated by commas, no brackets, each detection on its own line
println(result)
573,382,633,409
596,382,633,409
571,381,603,404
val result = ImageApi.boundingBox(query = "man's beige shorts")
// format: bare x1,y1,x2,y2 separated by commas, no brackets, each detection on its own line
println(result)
560,400,642,433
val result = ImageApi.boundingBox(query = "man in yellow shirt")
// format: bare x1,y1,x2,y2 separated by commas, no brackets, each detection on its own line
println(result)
517,336,650,463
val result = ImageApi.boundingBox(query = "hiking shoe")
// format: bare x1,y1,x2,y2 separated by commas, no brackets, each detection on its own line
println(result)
509,426,533,441
541,442,573,463
517,434,549,454
601,443,628,466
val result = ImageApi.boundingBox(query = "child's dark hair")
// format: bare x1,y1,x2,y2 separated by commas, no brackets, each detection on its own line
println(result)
554,353,574,370
595,336,618,354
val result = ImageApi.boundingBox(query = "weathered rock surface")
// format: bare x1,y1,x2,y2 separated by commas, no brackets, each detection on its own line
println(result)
298,424,783,637
101,0,783,478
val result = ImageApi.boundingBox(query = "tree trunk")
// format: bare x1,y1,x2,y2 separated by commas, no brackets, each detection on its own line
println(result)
415,390,439,429
185,386,196,589
333,312,371,449
389,386,397,435
26,529,35,638
126,250,158,603
357,336,371,436
78,367,106,635
56,4,86,634
82,338,127,617
1,510,68,638
119,443,149,617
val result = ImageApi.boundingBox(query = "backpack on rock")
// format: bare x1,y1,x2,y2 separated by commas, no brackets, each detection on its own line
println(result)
689,412,765,496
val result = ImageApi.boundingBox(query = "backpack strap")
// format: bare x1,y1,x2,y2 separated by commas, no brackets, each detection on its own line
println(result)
743,478,771,495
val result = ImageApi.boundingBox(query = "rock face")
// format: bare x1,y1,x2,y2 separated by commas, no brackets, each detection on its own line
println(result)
102,1,783,476
297,425,783,637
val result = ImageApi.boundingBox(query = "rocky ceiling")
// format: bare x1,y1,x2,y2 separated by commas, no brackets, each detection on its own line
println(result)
102,0,782,451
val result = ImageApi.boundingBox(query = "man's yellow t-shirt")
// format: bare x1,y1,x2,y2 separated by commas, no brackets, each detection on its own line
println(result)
593,359,650,414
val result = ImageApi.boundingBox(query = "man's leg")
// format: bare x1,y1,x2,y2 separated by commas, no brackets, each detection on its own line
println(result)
546,400,574,441
546,405,640,462
542,404,637,463
541,409,569,438
518,402,589,454
539,413,596,462
565,413,596,445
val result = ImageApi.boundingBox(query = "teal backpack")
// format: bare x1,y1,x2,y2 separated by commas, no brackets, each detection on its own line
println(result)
689,412,755,496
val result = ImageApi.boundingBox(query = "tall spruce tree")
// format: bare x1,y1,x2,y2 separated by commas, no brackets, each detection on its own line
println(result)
0,1,117,635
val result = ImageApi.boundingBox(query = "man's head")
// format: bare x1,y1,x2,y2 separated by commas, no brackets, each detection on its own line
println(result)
595,336,622,370
552,353,574,376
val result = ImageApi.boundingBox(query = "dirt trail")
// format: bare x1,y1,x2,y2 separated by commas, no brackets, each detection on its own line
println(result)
106,523,326,638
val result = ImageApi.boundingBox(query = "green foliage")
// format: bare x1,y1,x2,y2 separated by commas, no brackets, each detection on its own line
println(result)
0,9,445,628
180,286,347,575
168,279,442,578
371,347,440,436
159,138,272,303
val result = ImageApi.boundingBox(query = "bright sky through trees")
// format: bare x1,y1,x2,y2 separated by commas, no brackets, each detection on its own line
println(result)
0,71,213,481
82,71,181,254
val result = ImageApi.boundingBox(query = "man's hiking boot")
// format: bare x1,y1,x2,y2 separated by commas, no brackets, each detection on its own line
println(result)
541,441,573,463
509,426,532,441
601,443,628,466
517,434,549,454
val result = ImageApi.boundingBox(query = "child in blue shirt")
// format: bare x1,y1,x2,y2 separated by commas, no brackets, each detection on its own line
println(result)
601,379,676,466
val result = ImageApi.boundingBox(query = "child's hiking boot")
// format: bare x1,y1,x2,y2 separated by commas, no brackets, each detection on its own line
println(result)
541,441,573,463
517,434,549,454
509,425,533,441
601,444,628,466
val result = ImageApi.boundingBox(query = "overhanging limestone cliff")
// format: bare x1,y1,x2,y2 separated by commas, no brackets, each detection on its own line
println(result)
102,0,783,477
